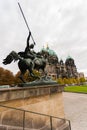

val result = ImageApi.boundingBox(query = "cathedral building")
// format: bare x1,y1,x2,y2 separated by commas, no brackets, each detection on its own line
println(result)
40,45,78,79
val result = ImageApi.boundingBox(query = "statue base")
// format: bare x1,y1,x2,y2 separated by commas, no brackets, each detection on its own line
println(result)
0,82,70,130
18,76,58,87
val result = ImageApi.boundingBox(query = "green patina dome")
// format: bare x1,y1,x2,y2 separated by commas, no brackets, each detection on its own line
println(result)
41,45,57,56
66,55,73,60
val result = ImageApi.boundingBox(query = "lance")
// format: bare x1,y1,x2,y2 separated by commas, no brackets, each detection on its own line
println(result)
18,2,36,45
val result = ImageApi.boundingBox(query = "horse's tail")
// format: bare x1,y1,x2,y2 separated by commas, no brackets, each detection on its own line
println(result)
3,51,21,65
3,52,14,65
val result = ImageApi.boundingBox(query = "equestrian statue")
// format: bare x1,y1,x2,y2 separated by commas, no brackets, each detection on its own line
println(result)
2,3,48,83
3,32,46,83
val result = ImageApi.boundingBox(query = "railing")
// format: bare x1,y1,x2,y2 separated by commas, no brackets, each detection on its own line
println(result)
0,104,71,130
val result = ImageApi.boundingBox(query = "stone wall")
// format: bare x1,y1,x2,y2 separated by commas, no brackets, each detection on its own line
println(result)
0,84,70,130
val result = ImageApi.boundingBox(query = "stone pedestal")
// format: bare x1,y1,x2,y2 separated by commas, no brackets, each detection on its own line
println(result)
0,84,70,130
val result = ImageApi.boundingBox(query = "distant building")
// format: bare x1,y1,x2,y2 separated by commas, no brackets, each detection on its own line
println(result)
78,72,84,78
40,45,79,79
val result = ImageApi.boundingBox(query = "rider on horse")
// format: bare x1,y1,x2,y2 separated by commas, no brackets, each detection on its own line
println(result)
18,32,42,60
24,31,35,60
2,32,46,82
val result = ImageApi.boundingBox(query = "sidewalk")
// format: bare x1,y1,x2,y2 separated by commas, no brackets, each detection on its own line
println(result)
63,92,87,130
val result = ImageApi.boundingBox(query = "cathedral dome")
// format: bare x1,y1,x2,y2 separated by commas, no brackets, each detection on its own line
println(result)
66,55,73,60
65,55,75,66
41,45,57,56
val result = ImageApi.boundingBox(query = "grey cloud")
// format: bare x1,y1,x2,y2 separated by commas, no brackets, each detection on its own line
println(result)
0,0,87,76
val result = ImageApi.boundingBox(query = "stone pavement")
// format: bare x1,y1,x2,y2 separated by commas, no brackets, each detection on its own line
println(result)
63,92,87,130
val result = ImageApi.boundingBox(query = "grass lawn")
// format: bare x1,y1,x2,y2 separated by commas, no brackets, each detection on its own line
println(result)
64,85,87,93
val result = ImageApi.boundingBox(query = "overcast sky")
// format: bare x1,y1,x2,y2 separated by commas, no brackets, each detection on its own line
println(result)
0,0,87,76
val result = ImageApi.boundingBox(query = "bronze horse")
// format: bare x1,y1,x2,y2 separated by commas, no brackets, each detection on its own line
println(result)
3,51,46,83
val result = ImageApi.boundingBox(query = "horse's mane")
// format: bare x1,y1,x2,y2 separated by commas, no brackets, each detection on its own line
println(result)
18,51,25,58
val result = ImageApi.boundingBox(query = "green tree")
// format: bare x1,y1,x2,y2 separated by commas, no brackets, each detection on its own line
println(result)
79,77,86,84
57,78,64,84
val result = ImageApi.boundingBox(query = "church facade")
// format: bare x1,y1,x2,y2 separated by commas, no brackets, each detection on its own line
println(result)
40,46,78,79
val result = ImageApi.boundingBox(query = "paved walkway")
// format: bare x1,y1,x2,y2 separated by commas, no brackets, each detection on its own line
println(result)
63,92,87,130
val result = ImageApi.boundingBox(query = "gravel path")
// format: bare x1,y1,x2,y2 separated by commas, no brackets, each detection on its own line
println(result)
63,92,87,130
